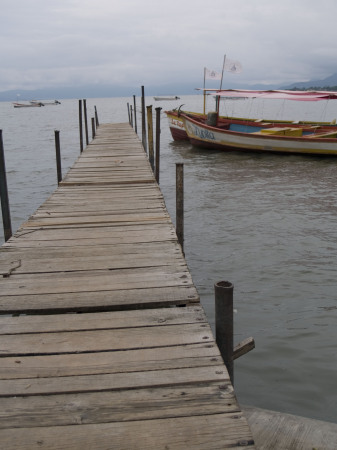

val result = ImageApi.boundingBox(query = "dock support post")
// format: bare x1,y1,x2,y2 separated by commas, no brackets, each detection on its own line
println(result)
0,130,12,242
79,100,83,153
176,163,184,252
141,86,147,151
54,130,62,185
130,106,134,128
147,105,154,171
91,117,96,139
83,99,89,146
127,103,131,124
155,107,161,183
215,281,234,384
133,95,137,133
95,106,99,127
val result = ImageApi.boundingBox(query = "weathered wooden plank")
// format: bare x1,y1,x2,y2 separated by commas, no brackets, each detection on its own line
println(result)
0,382,237,429
0,365,228,397
243,405,337,450
0,255,184,275
0,305,206,335
0,343,221,379
0,322,212,357
0,267,194,296
36,201,166,213
31,207,167,219
0,241,185,275
0,286,199,314
3,226,177,248
0,414,255,449
0,253,185,276
21,211,170,228
1,240,181,258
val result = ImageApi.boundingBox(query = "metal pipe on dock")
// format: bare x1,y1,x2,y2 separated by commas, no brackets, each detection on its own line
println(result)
0,130,12,242
141,86,147,151
133,95,137,133
127,103,131,124
95,106,99,127
54,130,62,185
147,105,154,171
130,106,134,128
155,107,161,183
176,163,184,253
215,280,234,384
91,117,96,139
83,99,89,145
79,100,83,153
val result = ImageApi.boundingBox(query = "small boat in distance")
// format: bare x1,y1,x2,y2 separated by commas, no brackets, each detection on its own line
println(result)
13,102,44,108
13,100,61,108
154,96,180,101
30,100,61,106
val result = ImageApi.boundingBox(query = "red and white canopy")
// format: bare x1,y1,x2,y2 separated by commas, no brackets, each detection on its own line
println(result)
202,89,337,101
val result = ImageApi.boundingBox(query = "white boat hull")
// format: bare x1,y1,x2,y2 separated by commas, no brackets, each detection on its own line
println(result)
182,115,337,156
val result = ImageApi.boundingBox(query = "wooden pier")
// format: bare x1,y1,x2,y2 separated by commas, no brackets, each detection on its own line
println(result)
0,123,254,449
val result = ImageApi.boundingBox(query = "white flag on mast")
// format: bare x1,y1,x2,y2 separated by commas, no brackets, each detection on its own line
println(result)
224,58,242,74
205,67,222,80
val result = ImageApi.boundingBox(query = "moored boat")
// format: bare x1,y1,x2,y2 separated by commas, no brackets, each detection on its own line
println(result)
165,89,337,141
30,100,61,106
13,102,44,108
181,112,337,156
154,96,180,101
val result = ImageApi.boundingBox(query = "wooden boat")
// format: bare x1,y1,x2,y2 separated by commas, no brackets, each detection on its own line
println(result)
165,89,337,141
13,102,44,108
154,96,180,101
30,100,61,105
166,108,337,141
181,112,337,156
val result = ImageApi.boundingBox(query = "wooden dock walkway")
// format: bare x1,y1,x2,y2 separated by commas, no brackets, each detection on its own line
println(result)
0,123,255,449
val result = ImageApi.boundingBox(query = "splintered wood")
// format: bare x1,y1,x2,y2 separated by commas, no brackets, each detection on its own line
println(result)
0,123,254,449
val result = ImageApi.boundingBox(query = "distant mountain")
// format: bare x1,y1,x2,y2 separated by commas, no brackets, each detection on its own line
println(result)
2,73,337,102
282,73,337,90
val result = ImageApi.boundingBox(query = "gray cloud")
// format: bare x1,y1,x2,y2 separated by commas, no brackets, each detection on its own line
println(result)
2,0,337,91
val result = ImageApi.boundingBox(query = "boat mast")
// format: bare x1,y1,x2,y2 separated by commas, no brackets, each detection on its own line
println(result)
217,54,226,115
220,54,226,91
203,67,206,114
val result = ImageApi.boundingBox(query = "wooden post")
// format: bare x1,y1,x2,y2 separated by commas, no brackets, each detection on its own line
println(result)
176,163,184,252
147,105,154,171
127,103,131,124
133,95,137,133
95,106,99,127
91,117,96,139
215,281,234,384
141,86,147,151
54,130,62,185
155,107,161,183
83,99,89,146
130,105,134,128
0,130,12,241
79,99,83,153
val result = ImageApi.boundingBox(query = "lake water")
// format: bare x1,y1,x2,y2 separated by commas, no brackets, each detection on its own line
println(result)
1,94,336,424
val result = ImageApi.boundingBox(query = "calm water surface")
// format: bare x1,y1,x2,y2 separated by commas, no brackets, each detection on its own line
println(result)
1,95,336,423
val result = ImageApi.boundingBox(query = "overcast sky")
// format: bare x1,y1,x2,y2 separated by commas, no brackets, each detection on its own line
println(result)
2,0,337,92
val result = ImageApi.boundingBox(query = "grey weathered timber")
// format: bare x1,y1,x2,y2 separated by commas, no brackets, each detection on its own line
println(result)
0,130,12,241
243,405,337,450
0,123,255,449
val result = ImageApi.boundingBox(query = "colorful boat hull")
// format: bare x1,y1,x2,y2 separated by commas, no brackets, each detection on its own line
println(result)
181,114,337,156
165,109,337,142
